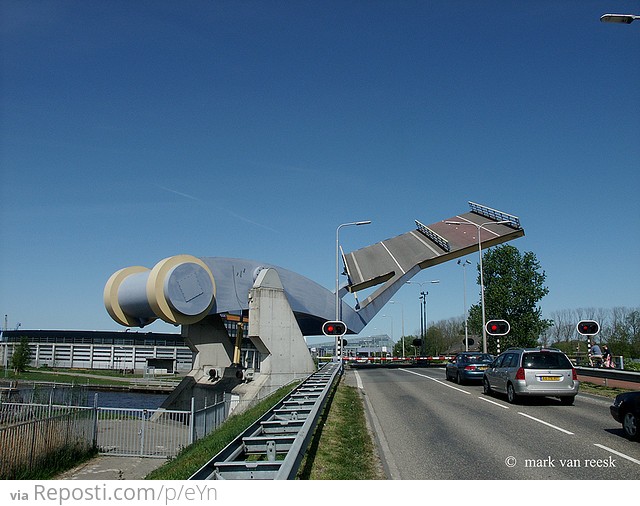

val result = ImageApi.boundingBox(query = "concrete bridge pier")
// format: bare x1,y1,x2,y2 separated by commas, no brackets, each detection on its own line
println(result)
161,267,315,413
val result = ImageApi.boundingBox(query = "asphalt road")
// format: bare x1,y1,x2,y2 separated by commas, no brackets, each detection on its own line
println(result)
350,367,640,480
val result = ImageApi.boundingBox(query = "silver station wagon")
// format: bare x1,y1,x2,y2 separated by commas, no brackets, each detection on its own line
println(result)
483,348,579,405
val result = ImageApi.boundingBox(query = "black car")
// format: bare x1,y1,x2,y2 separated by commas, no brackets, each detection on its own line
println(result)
445,352,493,385
610,391,640,441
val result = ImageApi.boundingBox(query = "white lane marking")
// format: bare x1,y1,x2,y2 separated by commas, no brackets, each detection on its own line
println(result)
594,444,640,466
478,396,509,409
399,368,471,395
517,412,574,435
354,370,364,390
380,241,406,274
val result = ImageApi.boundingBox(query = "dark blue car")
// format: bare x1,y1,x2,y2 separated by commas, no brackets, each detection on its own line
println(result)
446,352,494,385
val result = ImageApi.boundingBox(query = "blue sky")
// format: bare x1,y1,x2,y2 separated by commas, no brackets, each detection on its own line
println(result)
1,1,638,340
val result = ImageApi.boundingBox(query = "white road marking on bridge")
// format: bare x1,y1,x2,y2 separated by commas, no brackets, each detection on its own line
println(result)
518,412,574,435
478,396,509,409
380,241,406,274
593,444,640,466
354,370,364,390
399,368,471,394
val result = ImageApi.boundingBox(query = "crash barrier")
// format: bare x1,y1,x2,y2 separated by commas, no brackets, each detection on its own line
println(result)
575,366,640,386
189,361,342,480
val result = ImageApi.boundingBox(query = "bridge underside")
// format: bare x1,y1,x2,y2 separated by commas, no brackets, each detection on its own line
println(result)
343,202,524,313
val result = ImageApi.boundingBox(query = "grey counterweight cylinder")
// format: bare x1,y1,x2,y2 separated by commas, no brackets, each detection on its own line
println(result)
104,255,216,327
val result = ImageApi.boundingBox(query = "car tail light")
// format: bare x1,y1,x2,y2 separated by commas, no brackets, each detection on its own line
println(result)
572,368,578,381
465,365,476,371
515,367,525,380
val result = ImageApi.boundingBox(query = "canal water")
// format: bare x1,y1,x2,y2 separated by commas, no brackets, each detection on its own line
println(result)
86,390,169,409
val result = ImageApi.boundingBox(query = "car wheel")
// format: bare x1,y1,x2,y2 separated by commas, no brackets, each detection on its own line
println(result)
445,369,450,381
560,396,575,406
456,372,463,385
622,411,638,440
506,383,518,404
483,377,492,395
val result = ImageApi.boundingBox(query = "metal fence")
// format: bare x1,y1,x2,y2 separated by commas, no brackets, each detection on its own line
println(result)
0,408,94,479
0,394,231,476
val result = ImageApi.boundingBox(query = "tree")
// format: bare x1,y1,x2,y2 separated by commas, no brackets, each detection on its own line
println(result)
393,335,422,357
468,245,552,353
11,337,31,373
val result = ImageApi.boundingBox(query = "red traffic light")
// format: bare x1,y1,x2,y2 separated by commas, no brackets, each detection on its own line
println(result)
322,320,347,336
577,320,599,336
486,319,510,336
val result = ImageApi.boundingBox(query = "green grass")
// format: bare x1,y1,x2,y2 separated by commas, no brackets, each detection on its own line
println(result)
146,382,299,480
5,443,98,480
298,378,384,480
0,367,183,387
578,382,635,399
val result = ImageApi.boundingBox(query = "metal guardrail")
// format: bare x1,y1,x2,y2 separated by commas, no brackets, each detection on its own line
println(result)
575,366,640,385
189,361,342,480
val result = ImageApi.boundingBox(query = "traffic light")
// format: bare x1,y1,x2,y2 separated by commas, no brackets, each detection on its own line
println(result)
486,319,510,336
577,320,600,336
322,320,347,336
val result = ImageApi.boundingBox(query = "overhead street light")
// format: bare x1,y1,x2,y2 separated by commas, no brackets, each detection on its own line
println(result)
335,220,371,357
600,13,639,24
457,259,471,351
445,220,511,353
407,280,439,357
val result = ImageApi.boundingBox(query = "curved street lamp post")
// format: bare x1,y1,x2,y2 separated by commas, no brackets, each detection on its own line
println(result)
445,220,511,353
335,220,371,357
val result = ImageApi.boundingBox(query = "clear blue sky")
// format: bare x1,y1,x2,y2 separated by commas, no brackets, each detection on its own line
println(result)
1,1,638,340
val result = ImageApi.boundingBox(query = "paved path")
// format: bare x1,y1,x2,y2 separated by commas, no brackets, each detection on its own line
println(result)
55,455,167,480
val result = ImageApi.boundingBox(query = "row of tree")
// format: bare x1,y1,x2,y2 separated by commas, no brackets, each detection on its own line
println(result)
392,245,639,359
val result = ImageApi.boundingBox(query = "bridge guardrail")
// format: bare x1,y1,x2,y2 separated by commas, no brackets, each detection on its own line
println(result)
575,366,640,385
189,361,342,480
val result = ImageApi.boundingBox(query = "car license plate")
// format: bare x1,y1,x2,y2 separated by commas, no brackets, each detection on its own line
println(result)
540,376,561,381
478,366,488,371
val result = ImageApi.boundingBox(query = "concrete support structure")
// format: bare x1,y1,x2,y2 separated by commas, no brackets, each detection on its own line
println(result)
162,268,315,413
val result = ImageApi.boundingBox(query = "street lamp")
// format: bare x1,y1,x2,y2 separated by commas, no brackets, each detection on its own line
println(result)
390,300,405,358
600,13,639,24
406,280,439,356
457,259,471,351
445,220,511,353
335,220,371,356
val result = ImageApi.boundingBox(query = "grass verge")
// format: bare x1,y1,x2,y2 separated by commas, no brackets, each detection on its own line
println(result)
298,377,384,480
578,382,635,398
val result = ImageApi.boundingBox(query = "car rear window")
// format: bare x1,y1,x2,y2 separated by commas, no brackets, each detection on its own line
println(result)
463,354,493,363
523,352,572,370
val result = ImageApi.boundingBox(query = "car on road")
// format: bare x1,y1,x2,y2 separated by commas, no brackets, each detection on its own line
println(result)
482,348,579,405
610,391,640,441
445,352,494,384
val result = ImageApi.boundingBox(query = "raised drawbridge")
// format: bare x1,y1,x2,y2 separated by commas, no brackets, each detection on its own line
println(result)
103,202,524,410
